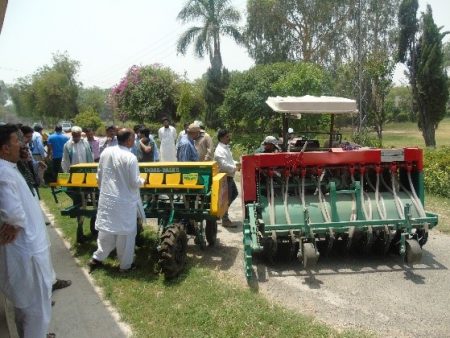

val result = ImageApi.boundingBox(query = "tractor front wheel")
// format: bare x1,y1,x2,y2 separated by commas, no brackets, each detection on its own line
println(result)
159,223,188,279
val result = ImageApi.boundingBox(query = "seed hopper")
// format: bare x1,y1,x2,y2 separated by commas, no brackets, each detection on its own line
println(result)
50,161,228,278
241,96,438,281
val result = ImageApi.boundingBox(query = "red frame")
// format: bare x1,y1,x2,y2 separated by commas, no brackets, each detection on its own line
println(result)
240,147,423,203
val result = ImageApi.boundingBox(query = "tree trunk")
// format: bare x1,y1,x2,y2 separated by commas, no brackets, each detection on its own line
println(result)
421,123,436,148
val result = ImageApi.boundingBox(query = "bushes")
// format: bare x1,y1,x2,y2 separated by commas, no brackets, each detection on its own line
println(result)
424,147,450,198
73,109,104,131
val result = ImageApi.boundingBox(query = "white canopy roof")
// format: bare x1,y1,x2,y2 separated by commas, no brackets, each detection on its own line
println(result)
266,96,358,114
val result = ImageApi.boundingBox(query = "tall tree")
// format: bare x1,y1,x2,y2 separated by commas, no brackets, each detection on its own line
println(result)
245,0,355,67
397,2,448,147
8,52,80,123
176,0,243,71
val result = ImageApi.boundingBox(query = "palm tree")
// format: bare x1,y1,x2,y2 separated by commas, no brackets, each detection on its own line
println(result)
177,0,243,70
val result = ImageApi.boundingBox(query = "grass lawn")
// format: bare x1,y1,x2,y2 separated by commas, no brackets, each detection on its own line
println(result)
371,117,450,148
41,188,368,338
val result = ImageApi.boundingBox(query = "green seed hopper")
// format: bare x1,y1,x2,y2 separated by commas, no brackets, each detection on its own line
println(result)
50,161,228,278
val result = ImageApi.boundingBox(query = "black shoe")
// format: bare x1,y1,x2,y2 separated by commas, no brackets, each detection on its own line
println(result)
52,279,72,292
88,258,103,273
119,263,137,273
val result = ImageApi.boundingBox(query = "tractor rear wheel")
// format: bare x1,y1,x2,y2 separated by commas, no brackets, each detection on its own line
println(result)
205,219,218,246
159,223,188,279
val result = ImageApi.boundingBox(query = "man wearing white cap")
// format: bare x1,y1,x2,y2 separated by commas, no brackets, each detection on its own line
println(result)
255,136,280,153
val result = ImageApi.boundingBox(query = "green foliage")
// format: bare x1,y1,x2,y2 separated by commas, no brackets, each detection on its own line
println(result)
385,86,414,122
424,147,450,198
176,81,206,124
111,65,180,123
415,6,449,147
204,66,230,128
8,52,80,124
220,62,330,134
397,0,418,63
73,109,104,131
245,0,355,68
0,80,8,106
351,129,382,148
77,87,111,119
177,0,243,70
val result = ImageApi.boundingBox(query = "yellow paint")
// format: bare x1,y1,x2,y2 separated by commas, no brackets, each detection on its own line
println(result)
165,173,181,185
70,173,85,185
143,183,204,190
211,173,228,217
182,173,198,185
57,173,70,184
149,173,164,185
139,173,148,183
85,173,97,185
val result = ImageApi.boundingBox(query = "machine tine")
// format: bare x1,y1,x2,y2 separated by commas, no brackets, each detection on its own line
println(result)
326,227,335,256
346,226,355,252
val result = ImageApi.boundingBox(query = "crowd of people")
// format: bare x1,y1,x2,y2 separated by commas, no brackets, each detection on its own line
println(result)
0,117,241,337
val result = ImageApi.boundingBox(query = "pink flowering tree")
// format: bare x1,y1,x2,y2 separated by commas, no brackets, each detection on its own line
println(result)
110,64,181,123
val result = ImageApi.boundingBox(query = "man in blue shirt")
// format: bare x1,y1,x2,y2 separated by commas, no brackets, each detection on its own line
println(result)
47,125,69,180
176,123,200,162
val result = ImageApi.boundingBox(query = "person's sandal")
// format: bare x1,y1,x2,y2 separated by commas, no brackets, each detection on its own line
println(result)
52,279,72,292
47,333,56,338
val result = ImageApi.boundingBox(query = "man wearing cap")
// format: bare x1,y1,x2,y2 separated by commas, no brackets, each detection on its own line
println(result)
194,121,214,161
255,136,281,154
158,117,177,162
177,123,200,162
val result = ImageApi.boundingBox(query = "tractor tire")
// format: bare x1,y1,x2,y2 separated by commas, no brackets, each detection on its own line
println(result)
159,223,188,279
90,216,98,239
205,219,218,246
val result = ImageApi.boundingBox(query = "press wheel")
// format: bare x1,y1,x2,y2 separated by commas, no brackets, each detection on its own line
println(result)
405,239,422,265
302,242,319,270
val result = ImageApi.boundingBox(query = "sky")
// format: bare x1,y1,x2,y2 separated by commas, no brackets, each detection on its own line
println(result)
0,0,449,89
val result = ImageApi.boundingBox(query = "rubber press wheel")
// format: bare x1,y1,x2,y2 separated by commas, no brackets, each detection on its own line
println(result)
159,223,188,279
405,239,422,265
302,242,319,270
205,219,218,246
90,216,98,238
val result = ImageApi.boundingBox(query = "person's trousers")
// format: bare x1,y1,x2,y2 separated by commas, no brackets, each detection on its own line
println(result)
223,177,238,219
14,253,52,338
93,231,136,270
51,158,62,181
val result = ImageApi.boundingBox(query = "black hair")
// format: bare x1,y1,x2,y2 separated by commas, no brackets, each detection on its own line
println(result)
133,124,143,133
20,125,33,135
55,125,63,132
117,128,133,145
33,124,43,132
0,124,19,147
217,129,229,142
106,125,116,132
140,127,150,138
83,127,93,133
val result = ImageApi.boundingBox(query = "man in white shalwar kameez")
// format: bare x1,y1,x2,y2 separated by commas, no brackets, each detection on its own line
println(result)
88,128,145,272
158,117,177,162
0,124,54,338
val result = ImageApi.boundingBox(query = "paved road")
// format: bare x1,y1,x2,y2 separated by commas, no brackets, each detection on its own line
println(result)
219,183,450,337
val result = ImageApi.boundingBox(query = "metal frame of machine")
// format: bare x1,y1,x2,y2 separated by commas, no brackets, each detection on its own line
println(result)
241,96,438,281
51,161,229,278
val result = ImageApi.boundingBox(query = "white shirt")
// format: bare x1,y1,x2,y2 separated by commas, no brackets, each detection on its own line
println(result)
0,158,52,307
214,142,236,177
61,138,93,172
95,145,144,235
158,126,177,162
